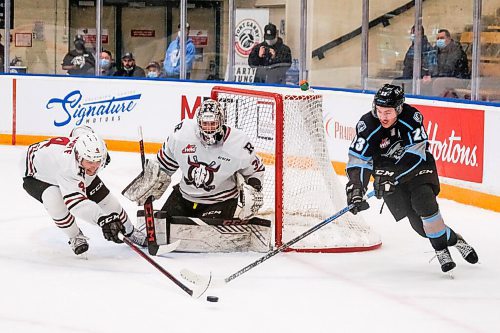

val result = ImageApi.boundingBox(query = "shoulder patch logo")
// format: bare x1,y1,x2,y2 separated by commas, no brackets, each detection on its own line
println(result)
357,121,367,133
413,111,423,124
182,144,197,154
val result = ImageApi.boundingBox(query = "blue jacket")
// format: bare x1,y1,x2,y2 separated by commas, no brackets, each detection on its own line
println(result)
164,37,195,76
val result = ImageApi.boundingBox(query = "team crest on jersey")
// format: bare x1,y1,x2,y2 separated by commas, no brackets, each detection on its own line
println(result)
413,112,423,124
185,156,220,191
382,140,405,160
380,138,391,149
182,144,197,154
357,121,367,133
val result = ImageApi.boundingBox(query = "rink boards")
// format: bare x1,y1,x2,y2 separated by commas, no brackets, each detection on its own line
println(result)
0,74,498,211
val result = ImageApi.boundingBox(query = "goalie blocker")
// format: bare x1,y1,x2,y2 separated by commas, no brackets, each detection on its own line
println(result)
136,210,272,253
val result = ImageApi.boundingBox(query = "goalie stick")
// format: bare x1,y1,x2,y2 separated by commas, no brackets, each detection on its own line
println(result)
136,126,162,256
118,233,212,299
181,190,376,287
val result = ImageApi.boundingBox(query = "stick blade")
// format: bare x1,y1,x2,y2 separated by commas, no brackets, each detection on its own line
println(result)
155,240,181,256
190,271,212,299
181,268,226,289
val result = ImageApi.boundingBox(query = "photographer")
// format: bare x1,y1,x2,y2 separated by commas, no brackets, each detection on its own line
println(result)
248,23,292,84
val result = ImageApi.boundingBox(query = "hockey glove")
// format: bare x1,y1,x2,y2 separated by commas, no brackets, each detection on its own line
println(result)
97,213,124,243
346,183,369,215
122,159,171,206
373,169,397,199
238,183,264,220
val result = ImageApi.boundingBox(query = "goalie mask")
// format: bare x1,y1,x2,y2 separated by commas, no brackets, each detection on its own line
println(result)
196,99,226,145
74,132,108,173
371,84,405,118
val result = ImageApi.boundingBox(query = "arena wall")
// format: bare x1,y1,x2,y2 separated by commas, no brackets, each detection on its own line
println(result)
0,74,498,211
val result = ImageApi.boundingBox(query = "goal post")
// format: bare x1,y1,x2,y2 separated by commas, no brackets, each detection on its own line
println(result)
211,85,381,253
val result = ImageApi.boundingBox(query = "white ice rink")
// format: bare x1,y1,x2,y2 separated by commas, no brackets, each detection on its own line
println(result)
1,145,499,333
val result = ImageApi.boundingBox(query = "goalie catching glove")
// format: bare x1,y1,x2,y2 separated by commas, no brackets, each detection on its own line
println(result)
122,159,171,205
238,177,264,220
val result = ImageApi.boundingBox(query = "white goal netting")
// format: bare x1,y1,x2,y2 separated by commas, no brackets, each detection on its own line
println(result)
212,86,381,252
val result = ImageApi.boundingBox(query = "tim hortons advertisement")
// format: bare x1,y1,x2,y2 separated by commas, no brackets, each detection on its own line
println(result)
416,104,484,183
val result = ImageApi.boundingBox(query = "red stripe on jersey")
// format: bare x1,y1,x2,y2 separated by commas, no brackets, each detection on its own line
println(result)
158,149,178,171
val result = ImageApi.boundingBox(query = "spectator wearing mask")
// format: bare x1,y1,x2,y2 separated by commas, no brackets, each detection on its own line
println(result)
435,29,469,79
248,23,292,84
113,52,145,77
164,23,195,79
401,26,437,79
99,50,117,76
61,35,96,76
145,61,162,78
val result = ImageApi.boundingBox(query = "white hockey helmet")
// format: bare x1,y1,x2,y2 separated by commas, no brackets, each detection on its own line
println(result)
70,125,94,138
196,99,226,145
74,132,107,167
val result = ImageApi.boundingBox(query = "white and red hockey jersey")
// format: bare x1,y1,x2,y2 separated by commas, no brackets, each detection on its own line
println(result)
21,136,107,224
157,120,265,204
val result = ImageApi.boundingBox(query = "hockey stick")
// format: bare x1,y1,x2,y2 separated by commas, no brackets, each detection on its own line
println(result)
118,233,212,299
181,190,376,287
136,126,161,256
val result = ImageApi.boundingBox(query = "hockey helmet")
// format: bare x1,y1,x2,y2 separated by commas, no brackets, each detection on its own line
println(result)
371,84,405,118
74,132,107,169
69,125,94,138
196,99,226,145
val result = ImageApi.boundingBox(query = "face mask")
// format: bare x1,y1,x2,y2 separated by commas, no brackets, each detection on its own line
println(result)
100,59,110,68
410,34,415,42
75,41,85,50
177,31,189,39
266,37,277,46
124,64,133,71
436,39,446,49
147,71,158,78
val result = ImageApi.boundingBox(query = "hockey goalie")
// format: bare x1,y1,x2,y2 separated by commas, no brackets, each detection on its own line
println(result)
123,99,271,252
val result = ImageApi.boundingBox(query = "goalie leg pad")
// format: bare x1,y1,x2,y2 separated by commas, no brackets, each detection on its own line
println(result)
122,159,171,205
137,210,169,245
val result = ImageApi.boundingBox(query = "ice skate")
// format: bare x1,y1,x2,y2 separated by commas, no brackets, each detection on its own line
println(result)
125,227,147,247
435,248,456,273
69,230,89,255
454,234,479,264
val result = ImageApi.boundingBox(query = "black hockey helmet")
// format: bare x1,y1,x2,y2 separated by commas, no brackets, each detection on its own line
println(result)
371,84,405,118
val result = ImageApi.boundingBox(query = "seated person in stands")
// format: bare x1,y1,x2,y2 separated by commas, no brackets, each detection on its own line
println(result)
248,23,292,84
113,52,145,77
401,26,436,79
99,50,117,76
435,29,470,79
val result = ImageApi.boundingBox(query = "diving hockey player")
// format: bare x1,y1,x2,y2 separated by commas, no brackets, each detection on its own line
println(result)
346,84,478,273
21,127,146,255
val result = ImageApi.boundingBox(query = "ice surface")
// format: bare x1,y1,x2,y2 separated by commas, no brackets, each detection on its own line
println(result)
2,145,499,333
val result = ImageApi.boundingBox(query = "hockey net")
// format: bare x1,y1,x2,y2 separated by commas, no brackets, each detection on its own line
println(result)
211,86,381,252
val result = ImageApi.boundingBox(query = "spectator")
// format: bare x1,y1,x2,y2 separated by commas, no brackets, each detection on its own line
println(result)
248,23,292,84
401,26,436,79
0,33,4,72
99,50,117,76
145,61,162,78
435,29,469,79
61,35,96,76
113,52,145,77
164,23,195,79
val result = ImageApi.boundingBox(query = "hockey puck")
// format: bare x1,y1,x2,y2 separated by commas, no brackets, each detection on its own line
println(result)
206,296,219,302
